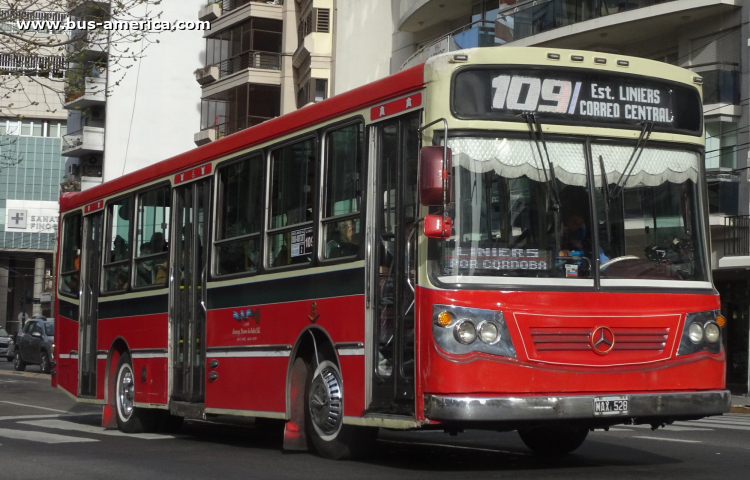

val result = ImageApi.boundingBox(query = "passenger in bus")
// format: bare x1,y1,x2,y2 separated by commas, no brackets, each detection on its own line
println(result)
136,243,153,285
112,235,128,262
326,219,359,258
114,270,129,291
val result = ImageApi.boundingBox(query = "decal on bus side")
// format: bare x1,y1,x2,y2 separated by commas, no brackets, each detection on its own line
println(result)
370,93,422,122
174,162,212,185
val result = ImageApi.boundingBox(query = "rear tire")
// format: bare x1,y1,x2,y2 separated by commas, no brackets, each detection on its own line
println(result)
40,352,50,374
517,425,589,455
305,359,377,459
13,351,26,371
115,353,157,433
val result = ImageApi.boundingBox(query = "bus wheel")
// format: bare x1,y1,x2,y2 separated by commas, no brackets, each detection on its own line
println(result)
115,353,157,433
305,359,377,459
517,426,589,455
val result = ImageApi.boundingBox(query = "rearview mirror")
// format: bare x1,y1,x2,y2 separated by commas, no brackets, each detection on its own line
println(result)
419,146,452,206
423,214,453,239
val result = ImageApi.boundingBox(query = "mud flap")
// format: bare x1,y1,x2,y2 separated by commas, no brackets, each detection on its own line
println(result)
283,356,309,451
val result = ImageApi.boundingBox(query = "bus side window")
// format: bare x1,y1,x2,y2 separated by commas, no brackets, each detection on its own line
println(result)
103,196,134,293
321,122,363,261
59,213,82,298
268,137,316,268
134,186,170,288
215,155,263,276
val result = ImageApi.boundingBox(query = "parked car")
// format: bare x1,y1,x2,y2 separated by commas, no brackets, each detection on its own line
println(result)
0,328,12,361
14,318,54,373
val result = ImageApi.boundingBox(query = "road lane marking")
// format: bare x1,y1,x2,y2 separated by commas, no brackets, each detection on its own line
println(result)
674,421,750,431
0,427,98,444
621,424,712,432
632,436,701,444
0,413,100,422
20,419,173,440
0,401,68,413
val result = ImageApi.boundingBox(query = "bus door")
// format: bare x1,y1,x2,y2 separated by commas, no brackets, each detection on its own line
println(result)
369,112,420,412
170,178,212,403
80,211,103,397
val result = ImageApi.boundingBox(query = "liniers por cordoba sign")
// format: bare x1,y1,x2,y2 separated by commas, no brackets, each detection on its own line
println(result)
5,200,59,233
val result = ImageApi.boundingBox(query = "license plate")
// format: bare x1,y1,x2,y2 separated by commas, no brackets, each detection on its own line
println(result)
593,396,629,416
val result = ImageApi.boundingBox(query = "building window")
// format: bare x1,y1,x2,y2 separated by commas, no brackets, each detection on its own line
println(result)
297,78,328,108
0,119,66,138
204,17,282,74
200,84,280,137
705,121,738,170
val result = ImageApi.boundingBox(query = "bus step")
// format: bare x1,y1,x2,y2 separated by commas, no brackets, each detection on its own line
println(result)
170,401,205,420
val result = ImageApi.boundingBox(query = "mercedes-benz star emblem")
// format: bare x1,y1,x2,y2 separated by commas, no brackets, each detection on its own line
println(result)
590,326,615,355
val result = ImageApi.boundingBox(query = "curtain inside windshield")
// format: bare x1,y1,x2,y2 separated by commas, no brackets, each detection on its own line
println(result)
433,137,708,284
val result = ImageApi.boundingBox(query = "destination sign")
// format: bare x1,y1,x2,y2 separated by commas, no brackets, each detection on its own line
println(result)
452,67,702,135
445,246,552,272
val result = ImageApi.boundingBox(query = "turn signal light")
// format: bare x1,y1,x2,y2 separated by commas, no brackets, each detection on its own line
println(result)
437,311,452,326
716,315,726,327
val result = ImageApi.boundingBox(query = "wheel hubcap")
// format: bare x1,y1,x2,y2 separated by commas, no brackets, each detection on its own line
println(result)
309,362,343,440
118,367,135,420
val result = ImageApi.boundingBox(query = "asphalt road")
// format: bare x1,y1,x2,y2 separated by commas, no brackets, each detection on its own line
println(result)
1,360,749,479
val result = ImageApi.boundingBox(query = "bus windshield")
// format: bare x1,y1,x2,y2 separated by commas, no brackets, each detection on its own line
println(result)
432,136,708,285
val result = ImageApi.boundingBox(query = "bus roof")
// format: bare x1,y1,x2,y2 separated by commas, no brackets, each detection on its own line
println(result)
60,62,426,213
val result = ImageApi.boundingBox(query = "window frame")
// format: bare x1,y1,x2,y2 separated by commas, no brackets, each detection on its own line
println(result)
212,151,265,280
131,182,172,291
318,118,365,264
264,133,319,272
101,193,136,296
58,211,83,299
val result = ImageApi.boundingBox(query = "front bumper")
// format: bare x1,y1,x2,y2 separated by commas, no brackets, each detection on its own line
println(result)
425,390,731,422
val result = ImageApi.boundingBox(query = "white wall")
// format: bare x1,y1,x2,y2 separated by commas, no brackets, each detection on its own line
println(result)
331,0,394,95
103,0,205,182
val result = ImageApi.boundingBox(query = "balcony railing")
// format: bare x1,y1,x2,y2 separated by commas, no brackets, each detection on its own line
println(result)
216,50,281,79
725,216,750,257
202,115,273,139
222,0,283,14
0,54,65,78
402,0,677,70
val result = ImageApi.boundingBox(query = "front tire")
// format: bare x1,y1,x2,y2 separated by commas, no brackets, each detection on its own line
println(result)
13,351,26,371
40,352,50,374
518,425,589,455
305,359,377,459
115,353,157,433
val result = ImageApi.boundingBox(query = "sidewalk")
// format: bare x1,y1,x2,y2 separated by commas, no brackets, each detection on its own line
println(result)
731,395,750,414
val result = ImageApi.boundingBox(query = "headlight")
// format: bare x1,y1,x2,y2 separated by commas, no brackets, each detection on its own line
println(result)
704,323,720,343
678,310,722,356
688,323,703,343
432,304,516,357
454,320,477,344
478,321,499,344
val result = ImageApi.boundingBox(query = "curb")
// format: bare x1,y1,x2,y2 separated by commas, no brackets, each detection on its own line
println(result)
730,405,750,414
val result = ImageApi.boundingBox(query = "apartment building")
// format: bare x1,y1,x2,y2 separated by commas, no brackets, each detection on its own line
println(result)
0,5,69,332
194,0,334,145
64,0,204,189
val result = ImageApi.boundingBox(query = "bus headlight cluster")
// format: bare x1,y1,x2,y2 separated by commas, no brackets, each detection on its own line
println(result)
678,310,723,356
433,305,516,357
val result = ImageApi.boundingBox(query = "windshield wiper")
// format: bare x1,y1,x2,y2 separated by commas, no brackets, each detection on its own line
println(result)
599,154,612,248
610,121,655,199
523,112,561,256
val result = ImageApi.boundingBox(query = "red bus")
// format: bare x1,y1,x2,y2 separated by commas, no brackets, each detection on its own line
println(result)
52,47,730,458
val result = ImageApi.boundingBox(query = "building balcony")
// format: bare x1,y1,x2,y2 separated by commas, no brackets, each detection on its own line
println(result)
61,126,105,157
64,77,106,109
719,215,750,268
400,0,741,69
207,0,283,35
200,52,282,97
194,115,272,146
69,30,108,62
67,0,110,18
217,50,280,79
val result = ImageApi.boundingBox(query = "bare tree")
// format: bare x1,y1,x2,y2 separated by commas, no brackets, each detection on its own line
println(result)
0,0,164,119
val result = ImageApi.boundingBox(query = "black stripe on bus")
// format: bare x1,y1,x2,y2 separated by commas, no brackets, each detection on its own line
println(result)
207,267,365,310
58,300,79,321
98,294,169,319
